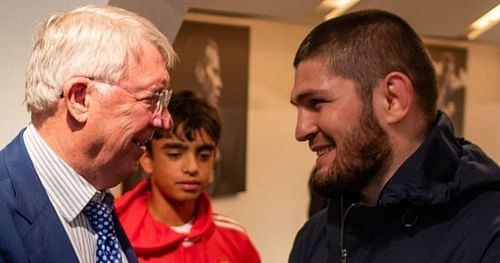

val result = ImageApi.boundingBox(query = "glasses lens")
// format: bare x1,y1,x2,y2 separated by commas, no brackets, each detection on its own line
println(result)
164,89,172,108
154,89,172,115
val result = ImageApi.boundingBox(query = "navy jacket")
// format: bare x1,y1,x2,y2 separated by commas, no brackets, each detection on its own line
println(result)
290,112,500,263
0,130,137,262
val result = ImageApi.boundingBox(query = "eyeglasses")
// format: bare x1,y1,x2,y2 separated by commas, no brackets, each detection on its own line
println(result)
150,88,172,116
91,78,172,116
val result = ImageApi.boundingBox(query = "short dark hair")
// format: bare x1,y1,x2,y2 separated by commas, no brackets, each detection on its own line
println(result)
146,90,222,154
294,9,437,124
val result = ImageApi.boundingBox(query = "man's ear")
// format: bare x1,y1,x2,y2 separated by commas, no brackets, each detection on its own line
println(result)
62,77,93,123
139,152,154,175
374,72,414,124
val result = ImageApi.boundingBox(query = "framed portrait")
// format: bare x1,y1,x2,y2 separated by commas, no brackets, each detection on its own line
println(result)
171,20,250,196
426,44,468,136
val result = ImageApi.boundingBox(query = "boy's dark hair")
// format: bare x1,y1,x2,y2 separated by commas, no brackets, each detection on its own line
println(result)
145,90,222,154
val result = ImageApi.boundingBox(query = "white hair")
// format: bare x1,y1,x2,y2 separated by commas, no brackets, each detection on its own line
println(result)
25,5,177,113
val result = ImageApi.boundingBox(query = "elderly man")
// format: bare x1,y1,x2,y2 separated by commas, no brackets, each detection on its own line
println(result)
0,5,176,262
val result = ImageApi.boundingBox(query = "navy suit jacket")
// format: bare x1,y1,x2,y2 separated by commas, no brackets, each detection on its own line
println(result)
0,130,137,262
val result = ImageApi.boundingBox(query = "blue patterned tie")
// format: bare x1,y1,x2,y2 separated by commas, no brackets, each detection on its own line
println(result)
84,194,123,263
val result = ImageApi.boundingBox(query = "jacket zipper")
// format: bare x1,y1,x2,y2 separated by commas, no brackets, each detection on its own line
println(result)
339,195,357,263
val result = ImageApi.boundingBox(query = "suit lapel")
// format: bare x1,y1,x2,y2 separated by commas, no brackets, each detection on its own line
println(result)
5,131,78,261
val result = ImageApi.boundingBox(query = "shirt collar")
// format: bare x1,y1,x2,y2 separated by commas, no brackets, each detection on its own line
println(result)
23,124,100,222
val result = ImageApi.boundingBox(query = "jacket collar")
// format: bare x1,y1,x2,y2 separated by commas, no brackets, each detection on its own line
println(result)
3,129,78,260
378,111,500,207
4,129,138,262
5,129,51,222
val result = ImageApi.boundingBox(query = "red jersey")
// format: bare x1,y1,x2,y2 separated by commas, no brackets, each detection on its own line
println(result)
115,179,261,263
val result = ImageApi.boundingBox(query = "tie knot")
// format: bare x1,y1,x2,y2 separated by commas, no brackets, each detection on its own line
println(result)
84,194,115,236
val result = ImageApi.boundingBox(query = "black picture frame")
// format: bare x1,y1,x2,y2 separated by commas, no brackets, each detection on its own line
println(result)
170,20,250,196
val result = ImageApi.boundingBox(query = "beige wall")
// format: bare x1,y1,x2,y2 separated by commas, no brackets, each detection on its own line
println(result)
184,13,500,263
462,42,500,161
183,13,315,263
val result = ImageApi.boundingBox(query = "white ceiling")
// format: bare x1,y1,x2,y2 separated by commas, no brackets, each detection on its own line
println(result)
188,0,500,46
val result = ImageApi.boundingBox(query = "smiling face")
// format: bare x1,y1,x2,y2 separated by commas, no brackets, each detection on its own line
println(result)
291,58,392,197
87,40,172,188
141,129,216,206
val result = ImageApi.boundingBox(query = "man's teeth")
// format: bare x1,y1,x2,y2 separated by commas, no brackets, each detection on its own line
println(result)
317,146,335,157
134,139,147,147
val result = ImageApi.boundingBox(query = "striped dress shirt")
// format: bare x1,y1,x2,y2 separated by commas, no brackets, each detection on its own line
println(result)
23,124,128,263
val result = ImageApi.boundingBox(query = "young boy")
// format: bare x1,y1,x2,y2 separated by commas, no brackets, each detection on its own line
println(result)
115,90,260,262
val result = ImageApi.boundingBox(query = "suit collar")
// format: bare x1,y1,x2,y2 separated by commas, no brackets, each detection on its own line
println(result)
3,129,78,260
5,129,49,222
4,129,137,262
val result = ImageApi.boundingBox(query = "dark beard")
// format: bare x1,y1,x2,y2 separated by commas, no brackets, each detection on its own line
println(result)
310,105,392,198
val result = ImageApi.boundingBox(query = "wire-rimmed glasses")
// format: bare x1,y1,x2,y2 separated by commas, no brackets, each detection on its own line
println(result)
90,78,172,115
